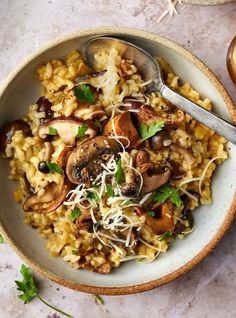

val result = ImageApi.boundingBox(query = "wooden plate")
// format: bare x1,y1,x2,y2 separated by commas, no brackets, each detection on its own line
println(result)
182,0,235,5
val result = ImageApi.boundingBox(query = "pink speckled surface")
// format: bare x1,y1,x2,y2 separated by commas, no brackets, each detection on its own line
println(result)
0,1,236,318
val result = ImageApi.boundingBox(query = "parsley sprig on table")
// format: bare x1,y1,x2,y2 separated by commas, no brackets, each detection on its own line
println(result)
139,121,165,141
152,185,183,208
15,264,74,318
73,84,95,103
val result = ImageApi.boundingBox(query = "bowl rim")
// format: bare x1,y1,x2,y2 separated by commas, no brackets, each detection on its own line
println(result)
0,26,236,295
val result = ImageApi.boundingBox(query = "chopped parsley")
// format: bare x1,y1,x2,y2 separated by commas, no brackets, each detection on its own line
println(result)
88,192,100,202
48,127,58,135
152,184,183,208
94,294,104,305
115,159,124,184
125,200,135,206
15,264,73,317
0,234,4,244
76,125,88,139
158,231,170,241
147,211,155,217
139,121,165,141
106,184,114,198
70,208,81,223
73,84,95,103
46,161,63,174
72,249,78,255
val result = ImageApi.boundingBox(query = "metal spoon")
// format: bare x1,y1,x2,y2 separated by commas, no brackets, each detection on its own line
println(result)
85,36,236,145
227,35,236,85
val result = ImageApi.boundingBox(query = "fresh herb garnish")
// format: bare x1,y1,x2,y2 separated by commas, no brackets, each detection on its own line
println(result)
106,184,114,198
76,125,88,139
159,231,170,241
94,119,103,132
147,211,155,217
152,185,183,207
0,234,4,244
88,192,100,202
15,264,73,317
73,84,95,103
70,207,81,223
46,161,63,174
48,127,58,135
125,200,135,206
94,294,104,305
139,121,165,141
115,159,124,184
72,249,78,255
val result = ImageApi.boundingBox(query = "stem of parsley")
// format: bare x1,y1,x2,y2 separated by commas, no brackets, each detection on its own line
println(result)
37,294,74,318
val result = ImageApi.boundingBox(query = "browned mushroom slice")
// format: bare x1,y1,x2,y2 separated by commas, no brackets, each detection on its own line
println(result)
103,111,140,149
58,145,74,168
36,97,53,117
132,104,185,126
86,110,106,120
149,130,170,151
38,116,97,145
0,120,31,152
170,144,195,167
145,202,175,234
75,206,93,231
141,167,171,195
23,179,73,213
66,136,120,184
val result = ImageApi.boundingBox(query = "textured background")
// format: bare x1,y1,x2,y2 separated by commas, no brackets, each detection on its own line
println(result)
0,1,236,318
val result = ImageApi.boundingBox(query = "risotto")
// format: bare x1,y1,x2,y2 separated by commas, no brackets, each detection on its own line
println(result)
0,49,227,273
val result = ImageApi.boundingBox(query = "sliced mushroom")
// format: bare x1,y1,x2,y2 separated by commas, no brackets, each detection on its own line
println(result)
86,110,106,120
23,179,73,213
66,136,120,184
75,70,106,83
58,145,74,168
141,167,171,195
38,116,97,145
44,142,53,161
134,149,150,167
0,120,31,152
132,104,185,126
145,202,175,234
170,144,195,167
103,111,140,149
36,97,53,118
149,130,170,151
75,206,93,231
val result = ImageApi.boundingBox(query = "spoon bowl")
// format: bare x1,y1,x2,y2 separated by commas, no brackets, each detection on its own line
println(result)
85,36,236,145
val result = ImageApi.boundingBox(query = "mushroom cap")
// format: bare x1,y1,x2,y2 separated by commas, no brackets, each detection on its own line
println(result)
103,111,140,149
66,136,120,184
141,167,171,195
38,116,97,145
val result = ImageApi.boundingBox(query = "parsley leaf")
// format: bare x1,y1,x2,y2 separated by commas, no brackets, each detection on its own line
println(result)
76,125,88,139
72,249,78,255
46,161,63,174
106,184,114,198
15,264,37,304
159,231,170,241
70,207,81,223
73,84,95,103
152,185,183,208
115,159,124,184
139,121,165,141
147,211,155,217
48,127,58,135
88,192,100,202
15,264,74,317
0,234,4,244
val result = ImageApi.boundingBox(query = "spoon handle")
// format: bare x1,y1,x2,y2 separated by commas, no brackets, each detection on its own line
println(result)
161,84,236,145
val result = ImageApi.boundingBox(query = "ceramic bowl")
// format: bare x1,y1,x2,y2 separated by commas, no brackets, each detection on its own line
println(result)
0,27,235,295
182,0,235,5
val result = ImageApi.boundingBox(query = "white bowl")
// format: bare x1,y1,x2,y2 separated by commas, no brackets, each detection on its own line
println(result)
0,27,235,295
